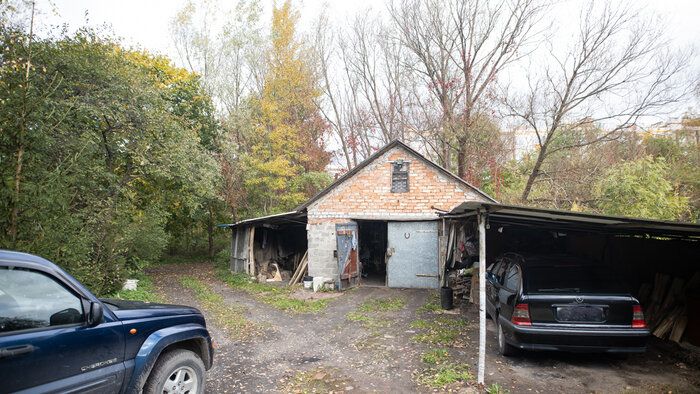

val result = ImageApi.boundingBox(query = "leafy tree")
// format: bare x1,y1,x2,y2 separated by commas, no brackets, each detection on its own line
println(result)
0,13,219,294
245,0,331,215
594,156,690,220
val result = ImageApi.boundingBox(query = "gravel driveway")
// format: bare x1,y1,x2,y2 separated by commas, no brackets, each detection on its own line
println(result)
146,262,700,393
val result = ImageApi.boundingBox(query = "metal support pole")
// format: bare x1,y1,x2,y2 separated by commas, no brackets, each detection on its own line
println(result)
477,210,487,386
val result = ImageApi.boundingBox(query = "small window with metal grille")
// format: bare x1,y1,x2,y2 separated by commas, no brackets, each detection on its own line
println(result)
391,161,409,193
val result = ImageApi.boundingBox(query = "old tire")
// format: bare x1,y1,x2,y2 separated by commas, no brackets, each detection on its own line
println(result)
144,349,205,394
497,321,518,357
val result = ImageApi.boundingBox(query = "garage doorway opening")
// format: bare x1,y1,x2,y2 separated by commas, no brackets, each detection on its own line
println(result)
358,221,387,287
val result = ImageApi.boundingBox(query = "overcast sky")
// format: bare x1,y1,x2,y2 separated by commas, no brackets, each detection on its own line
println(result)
37,0,699,60
32,0,700,120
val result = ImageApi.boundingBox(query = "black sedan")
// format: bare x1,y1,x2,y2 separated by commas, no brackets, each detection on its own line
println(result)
485,253,649,356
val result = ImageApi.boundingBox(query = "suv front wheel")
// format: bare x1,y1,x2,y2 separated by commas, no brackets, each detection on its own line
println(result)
144,349,205,394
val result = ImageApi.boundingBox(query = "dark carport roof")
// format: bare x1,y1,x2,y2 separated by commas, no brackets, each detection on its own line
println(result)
443,201,700,239
219,210,307,229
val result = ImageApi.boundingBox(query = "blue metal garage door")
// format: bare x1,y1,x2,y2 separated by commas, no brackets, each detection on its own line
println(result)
387,221,439,289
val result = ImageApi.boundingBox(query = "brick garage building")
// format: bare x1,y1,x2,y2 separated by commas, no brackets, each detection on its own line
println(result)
225,140,494,289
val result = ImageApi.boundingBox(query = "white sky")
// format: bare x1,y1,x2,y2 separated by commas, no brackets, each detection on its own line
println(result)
37,0,385,61
32,0,700,119
37,0,700,58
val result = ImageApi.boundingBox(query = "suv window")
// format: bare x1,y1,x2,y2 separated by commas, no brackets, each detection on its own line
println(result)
0,267,84,333
503,264,520,291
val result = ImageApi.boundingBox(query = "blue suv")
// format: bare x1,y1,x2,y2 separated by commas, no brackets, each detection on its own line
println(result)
0,250,213,393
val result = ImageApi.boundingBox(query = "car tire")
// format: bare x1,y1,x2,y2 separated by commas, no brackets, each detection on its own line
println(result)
144,349,205,394
497,320,518,357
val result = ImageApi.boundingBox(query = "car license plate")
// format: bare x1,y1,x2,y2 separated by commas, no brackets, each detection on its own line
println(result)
556,305,605,322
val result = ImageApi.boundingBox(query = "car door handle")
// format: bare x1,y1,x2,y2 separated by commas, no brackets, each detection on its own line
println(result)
0,344,35,360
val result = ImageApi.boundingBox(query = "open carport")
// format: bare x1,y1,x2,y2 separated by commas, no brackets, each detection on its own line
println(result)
440,202,700,384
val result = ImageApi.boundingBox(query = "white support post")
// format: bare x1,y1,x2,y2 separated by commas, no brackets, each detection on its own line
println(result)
477,210,487,386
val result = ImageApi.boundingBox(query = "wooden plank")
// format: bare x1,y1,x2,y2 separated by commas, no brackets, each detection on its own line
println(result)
653,307,683,338
249,226,255,276
670,312,689,343
661,278,685,311
289,250,308,286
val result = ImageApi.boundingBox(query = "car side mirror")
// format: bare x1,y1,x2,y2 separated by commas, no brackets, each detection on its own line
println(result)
88,302,104,327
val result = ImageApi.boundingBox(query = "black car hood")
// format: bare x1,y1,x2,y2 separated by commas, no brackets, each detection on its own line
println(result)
100,298,201,321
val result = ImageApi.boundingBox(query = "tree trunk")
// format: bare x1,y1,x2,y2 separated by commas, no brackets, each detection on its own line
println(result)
207,204,215,258
10,145,24,242
520,143,549,202
457,136,467,179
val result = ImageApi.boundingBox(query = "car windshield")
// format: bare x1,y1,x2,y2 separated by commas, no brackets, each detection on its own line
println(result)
525,264,627,294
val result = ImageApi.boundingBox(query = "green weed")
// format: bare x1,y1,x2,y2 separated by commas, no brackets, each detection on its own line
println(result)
412,326,460,345
417,292,441,313
214,259,330,313
179,276,258,339
347,311,373,323
411,319,430,328
417,363,473,387
434,316,469,327
259,295,329,313
103,272,162,303
421,348,449,364
357,297,406,312
486,383,510,394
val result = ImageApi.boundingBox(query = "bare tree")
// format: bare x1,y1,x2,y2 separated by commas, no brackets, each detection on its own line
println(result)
390,0,545,178
315,10,415,171
170,0,262,118
503,1,695,202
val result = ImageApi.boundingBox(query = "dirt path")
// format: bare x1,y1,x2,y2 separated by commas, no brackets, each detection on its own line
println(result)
147,262,700,393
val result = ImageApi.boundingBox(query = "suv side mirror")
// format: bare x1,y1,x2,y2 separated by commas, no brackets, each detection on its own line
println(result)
88,302,104,327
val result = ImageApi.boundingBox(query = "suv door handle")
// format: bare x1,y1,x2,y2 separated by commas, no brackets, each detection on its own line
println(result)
0,344,34,360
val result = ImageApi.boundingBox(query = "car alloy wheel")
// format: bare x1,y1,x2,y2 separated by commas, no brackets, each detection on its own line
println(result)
162,366,198,394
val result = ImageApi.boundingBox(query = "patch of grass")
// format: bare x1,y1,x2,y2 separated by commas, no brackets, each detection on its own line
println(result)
348,311,373,323
416,363,473,388
215,267,288,295
103,272,162,303
347,311,393,328
412,315,469,346
486,383,510,394
434,316,469,328
421,348,449,364
412,326,460,345
357,297,406,312
417,292,441,313
259,294,329,313
282,367,354,393
411,319,430,328
214,260,331,314
179,276,258,339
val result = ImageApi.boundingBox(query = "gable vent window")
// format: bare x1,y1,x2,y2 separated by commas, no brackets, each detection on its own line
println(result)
391,160,409,193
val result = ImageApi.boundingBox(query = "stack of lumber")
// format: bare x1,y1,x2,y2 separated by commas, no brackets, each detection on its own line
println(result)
288,250,309,287
641,272,700,343
453,275,472,300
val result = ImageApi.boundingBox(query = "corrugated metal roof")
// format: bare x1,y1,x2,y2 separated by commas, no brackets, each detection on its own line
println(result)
219,211,307,229
444,202,700,238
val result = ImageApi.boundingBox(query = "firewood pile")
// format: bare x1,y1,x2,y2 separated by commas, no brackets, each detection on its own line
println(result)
638,272,700,344
453,275,472,300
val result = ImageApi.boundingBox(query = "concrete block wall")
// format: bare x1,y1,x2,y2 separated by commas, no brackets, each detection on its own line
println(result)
306,220,342,280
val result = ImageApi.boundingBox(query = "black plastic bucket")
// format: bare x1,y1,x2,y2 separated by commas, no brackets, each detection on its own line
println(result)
440,286,454,310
